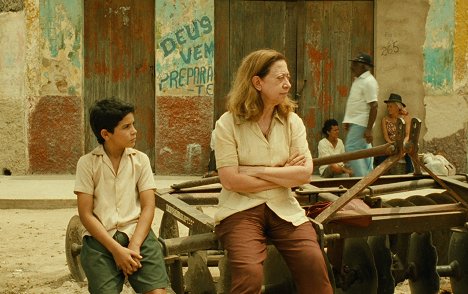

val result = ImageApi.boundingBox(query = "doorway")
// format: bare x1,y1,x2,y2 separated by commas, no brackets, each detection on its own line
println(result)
84,0,156,167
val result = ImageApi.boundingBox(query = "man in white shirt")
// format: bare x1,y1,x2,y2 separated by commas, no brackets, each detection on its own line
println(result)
318,119,353,177
342,53,379,177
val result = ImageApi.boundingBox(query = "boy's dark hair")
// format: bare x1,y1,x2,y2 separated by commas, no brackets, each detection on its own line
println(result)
89,98,135,144
322,119,338,136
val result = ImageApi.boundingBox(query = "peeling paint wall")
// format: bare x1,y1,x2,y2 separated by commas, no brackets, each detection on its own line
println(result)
27,0,83,174
0,0,24,12
156,96,213,174
376,0,468,172
0,8,28,174
2,0,467,175
155,0,214,175
422,0,467,172
454,0,468,170
454,0,468,92
39,0,82,96
423,0,454,94
156,0,214,96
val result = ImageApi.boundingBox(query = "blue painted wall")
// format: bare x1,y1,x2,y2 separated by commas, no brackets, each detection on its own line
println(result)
423,0,454,94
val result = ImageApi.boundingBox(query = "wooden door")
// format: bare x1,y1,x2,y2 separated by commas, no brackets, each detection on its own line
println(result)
215,0,374,157
300,1,374,156
84,0,155,166
215,0,299,120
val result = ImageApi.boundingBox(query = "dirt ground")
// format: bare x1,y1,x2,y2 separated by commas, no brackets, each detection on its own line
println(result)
0,208,453,294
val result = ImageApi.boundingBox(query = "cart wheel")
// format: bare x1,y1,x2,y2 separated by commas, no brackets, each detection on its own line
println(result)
426,192,456,204
337,238,378,294
406,195,436,206
368,235,394,294
65,215,86,282
407,195,450,265
184,251,217,294
385,198,414,284
385,198,415,208
407,232,439,294
448,229,468,294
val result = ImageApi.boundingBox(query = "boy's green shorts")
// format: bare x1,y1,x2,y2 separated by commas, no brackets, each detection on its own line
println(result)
81,229,170,294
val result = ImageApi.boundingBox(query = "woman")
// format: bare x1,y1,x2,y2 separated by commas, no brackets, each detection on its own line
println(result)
379,93,413,173
214,49,332,294
318,119,353,177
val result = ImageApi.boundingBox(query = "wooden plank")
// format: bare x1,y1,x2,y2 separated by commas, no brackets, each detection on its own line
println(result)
163,232,219,256
296,186,348,195
302,1,324,156
330,1,352,122
229,0,244,76
286,1,298,97
315,153,402,223
84,0,155,165
156,193,215,233
325,211,467,239
350,1,374,57
312,142,393,166
321,1,332,120
440,177,468,205
295,0,306,103
84,0,108,151
299,1,374,159
331,203,465,220
214,0,230,122
243,1,263,54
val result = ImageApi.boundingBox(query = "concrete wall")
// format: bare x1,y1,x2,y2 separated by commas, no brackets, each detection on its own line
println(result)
155,0,214,175
0,5,28,175
28,0,83,174
0,0,83,175
375,0,468,172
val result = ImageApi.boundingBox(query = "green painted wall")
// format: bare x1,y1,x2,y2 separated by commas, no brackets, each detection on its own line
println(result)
423,0,454,94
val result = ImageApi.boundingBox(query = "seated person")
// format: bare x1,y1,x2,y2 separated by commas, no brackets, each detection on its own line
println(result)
74,98,169,294
318,119,353,177
376,93,414,173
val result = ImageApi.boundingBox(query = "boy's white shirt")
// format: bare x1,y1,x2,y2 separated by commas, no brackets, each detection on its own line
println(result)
74,145,156,238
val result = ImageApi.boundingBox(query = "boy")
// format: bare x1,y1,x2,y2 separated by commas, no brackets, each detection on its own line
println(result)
74,98,169,294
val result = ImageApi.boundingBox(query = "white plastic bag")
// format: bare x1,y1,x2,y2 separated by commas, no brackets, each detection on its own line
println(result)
422,153,456,176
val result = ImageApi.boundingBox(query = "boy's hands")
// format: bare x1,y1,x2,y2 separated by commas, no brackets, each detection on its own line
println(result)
112,245,142,276
128,242,143,272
